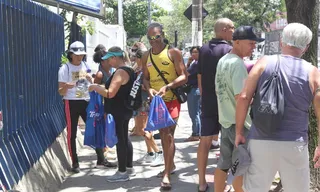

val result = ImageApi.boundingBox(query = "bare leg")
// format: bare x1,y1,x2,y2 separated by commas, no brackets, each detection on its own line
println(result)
197,135,213,190
214,168,228,192
160,124,176,184
232,176,244,192
212,134,219,142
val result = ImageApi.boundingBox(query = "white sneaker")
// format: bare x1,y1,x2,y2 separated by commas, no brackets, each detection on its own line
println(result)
137,153,155,164
150,152,164,167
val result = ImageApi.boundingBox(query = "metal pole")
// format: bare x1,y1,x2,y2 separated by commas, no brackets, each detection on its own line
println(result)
57,2,60,14
148,0,151,25
192,0,203,46
118,0,123,25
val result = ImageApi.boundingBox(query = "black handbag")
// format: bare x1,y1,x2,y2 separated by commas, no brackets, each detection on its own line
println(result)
149,52,187,103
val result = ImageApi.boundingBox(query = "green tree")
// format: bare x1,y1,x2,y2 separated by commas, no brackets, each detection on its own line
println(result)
101,0,167,38
284,0,319,190
158,0,191,48
159,0,285,48
206,0,285,29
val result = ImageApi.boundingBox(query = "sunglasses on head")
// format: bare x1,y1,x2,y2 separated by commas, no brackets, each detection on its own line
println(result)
70,47,85,52
147,34,161,41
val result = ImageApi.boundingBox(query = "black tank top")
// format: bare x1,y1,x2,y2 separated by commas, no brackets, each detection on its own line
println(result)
104,66,134,119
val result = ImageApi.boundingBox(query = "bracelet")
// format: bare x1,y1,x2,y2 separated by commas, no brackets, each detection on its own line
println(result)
165,85,170,91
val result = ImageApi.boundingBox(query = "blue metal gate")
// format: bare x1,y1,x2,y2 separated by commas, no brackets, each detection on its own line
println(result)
0,0,65,189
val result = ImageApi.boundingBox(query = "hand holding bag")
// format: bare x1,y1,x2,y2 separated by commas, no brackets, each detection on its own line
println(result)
84,91,105,148
145,96,176,131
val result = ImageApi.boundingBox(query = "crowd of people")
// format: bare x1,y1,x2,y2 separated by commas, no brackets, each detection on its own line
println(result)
58,18,320,192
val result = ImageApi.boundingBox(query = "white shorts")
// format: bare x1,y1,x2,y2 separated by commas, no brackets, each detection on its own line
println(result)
243,139,310,192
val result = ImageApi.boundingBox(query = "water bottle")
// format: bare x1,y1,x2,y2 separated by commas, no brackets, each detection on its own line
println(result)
75,69,91,98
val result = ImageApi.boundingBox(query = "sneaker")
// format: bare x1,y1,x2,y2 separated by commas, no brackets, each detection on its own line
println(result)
106,171,130,182
210,144,220,150
96,159,117,168
71,166,80,173
126,167,136,177
150,152,164,167
137,153,154,164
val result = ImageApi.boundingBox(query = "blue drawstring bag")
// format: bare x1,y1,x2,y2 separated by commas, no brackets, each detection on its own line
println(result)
145,96,176,131
105,114,118,148
84,91,105,148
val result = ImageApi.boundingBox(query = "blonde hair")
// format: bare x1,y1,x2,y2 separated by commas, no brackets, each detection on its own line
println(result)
108,46,130,64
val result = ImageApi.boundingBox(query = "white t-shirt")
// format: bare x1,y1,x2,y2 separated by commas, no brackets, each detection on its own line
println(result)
58,62,90,100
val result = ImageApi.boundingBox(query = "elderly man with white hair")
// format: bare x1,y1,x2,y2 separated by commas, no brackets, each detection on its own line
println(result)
235,23,320,192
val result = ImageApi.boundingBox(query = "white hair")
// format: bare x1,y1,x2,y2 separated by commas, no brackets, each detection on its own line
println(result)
282,23,312,50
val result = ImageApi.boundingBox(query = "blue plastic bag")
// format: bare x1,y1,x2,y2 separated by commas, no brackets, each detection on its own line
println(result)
145,96,176,131
84,91,105,148
105,114,118,148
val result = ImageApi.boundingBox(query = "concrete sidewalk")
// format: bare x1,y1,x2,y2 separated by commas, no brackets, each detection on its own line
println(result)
58,104,230,192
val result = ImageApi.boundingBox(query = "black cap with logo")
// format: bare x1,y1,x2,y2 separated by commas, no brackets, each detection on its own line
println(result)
233,26,265,42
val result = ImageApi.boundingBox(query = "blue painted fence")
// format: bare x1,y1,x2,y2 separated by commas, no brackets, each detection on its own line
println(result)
0,0,65,189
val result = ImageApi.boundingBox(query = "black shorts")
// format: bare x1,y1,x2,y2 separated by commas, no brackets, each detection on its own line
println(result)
200,114,221,136
200,95,220,136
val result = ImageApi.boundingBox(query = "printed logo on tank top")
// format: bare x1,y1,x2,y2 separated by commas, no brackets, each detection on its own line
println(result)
147,62,152,67
162,61,170,65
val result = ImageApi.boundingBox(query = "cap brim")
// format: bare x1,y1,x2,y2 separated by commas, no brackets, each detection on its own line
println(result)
71,51,87,55
102,53,113,60
233,37,265,43
253,37,265,43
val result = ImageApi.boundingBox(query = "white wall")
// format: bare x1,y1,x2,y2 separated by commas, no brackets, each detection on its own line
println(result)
86,18,127,73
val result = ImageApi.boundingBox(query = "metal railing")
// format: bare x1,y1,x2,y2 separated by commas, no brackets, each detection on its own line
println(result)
0,0,65,189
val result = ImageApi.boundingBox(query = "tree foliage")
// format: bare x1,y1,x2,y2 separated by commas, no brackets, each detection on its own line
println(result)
207,0,285,29
102,0,167,38
159,0,285,47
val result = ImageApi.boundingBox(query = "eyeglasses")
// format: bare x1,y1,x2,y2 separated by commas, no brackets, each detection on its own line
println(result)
147,35,161,41
70,47,85,52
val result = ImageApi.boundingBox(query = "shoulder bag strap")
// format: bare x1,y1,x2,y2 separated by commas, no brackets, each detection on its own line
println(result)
149,50,169,85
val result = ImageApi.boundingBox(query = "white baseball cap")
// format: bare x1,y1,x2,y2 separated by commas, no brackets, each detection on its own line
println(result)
69,41,87,55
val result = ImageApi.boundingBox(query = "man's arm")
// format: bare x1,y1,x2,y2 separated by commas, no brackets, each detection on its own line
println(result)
234,56,266,146
166,48,188,89
141,50,158,98
310,66,320,168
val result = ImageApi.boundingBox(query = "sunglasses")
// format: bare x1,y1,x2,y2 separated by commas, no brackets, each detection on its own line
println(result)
70,47,85,52
131,48,138,52
147,35,161,41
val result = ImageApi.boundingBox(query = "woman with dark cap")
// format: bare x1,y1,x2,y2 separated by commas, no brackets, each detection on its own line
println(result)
89,46,135,182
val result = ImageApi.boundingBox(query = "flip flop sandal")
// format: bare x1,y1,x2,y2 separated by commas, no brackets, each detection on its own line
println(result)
160,181,172,191
198,184,209,192
156,167,176,178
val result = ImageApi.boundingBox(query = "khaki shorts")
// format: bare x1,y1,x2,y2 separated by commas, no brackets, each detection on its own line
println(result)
243,140,310,192
217,125,249,170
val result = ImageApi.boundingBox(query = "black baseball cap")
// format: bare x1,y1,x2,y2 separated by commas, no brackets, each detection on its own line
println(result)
233,26,265,42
